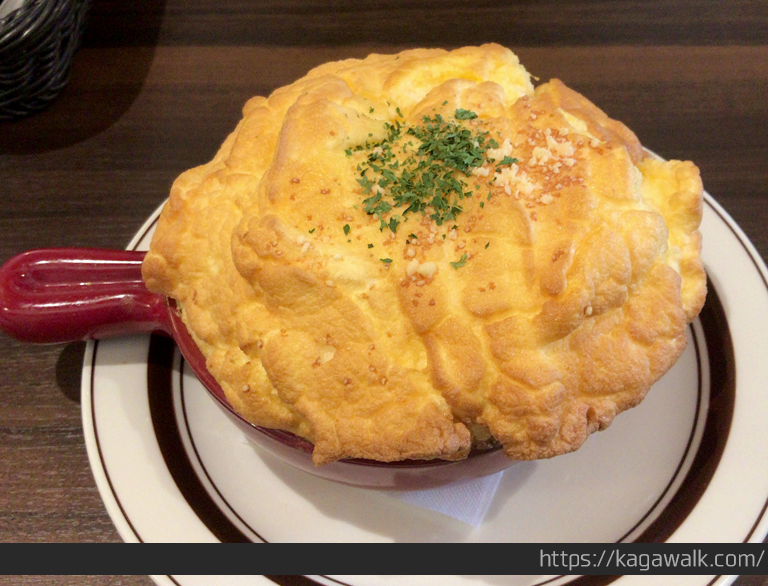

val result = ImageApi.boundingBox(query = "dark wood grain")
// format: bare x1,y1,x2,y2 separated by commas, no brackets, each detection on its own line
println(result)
81,0,768,47
1,0,767,583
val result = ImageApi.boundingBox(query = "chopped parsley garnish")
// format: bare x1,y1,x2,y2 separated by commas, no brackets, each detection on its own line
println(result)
450,254,468,269
348,109,501,231
308,228,315,234
454,108,478,120
343,224,351,236
368,243,374,248
381,258,393,263
496,156,519,167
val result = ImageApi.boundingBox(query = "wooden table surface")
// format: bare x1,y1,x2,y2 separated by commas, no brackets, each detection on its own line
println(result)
2,0,768,582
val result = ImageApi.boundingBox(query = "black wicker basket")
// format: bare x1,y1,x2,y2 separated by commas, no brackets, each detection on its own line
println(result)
0,0,91,120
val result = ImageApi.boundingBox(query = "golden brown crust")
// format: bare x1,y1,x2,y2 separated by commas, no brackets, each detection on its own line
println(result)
142,44,706,464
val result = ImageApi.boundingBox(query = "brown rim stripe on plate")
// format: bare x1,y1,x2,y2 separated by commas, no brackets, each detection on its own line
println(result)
615,315,705,544
148,334,254,543
89,340,145,543
178,354,267,542
706,198,768,545
630,276,735,544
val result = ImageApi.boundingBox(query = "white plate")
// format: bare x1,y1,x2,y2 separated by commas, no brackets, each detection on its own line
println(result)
82,191,768,586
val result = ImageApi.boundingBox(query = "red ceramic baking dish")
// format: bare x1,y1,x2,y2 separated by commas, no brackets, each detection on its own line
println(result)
0,247,513,489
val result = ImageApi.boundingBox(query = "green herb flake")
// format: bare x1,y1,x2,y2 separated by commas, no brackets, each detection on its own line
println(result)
454,109,478,120
381,258,393,263
308,228,316,234
496,156,519,167
485,242,490,249
450,254,468,269
369,107,374,114
368,243,374,248
343,224,351,236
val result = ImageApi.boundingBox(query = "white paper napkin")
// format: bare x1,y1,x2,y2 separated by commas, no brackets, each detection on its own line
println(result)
390,471,504,527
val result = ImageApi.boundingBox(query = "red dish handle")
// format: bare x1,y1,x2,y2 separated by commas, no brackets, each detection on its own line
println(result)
0,248,171,343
